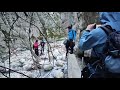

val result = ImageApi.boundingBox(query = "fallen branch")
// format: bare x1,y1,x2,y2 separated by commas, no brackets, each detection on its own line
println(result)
0,65,31,78
0,70,9,78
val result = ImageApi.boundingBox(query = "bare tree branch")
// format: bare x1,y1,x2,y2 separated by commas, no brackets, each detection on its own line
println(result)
15,12,56,60
0,65,31,78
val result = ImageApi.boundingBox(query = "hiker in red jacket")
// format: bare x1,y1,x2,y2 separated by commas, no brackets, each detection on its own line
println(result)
33,40,39,56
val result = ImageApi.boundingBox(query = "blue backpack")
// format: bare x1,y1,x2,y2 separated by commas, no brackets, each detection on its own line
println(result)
100,25,120,58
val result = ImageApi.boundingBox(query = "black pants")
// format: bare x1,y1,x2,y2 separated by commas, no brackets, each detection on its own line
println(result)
41,46,44,54
65,39,74,56
35,48,39,56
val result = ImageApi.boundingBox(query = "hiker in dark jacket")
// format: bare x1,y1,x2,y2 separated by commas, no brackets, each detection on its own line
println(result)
40,39,45,55
79,12,120,78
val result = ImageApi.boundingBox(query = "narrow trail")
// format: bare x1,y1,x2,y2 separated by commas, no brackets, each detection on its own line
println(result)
67,53,82,78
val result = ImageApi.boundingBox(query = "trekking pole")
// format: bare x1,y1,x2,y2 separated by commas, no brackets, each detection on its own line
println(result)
81,51,84,69
81,56,84,70
81,51,84,78
66,54,68,78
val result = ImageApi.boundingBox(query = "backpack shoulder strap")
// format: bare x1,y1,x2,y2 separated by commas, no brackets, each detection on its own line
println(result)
72,30,74,40
100,25,114,36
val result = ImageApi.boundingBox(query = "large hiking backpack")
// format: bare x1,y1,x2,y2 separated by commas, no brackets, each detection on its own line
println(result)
100,25,120,73
100,25,120,58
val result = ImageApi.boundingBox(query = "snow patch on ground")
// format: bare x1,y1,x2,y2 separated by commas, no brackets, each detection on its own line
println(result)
0,39,68,78
51,69,64,78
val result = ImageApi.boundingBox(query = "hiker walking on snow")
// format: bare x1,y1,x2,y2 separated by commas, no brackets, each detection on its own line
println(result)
40,38,45,55
33,40,39,56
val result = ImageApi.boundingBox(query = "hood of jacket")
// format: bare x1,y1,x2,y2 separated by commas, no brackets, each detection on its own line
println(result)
99,12,120,31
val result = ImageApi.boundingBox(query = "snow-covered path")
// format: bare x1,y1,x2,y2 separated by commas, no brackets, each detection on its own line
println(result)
68,54,81,78
0,40,68,78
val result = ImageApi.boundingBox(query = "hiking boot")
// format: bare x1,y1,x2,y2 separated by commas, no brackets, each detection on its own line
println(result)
70,52,73,54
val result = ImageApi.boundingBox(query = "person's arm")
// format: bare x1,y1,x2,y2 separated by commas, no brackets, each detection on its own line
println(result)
74,30,76,41
38,41,41,46
67,31,70,40
79,24,107,51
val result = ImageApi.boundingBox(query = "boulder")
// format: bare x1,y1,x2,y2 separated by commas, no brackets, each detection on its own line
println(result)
52,69,64,78
23,64,32,71
55,60,65,67
43,64,53,71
